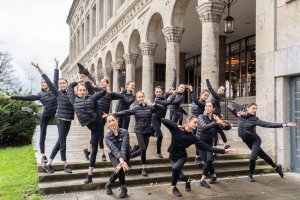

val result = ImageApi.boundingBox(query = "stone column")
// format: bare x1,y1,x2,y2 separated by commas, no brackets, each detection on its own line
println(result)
112,63,119,112
139,42,157,101
196,0,226,91
162,26,184,90
123,53,139,83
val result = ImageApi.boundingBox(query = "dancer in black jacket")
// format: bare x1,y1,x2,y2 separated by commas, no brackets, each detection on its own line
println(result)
0,60,59,163
31,61,75,173
227,103,297,182
204,71,230,149
104,114,130,198
78,63,124,162
162,117,238,197
196,101,231,188
68,76,107,184
113,91,165,176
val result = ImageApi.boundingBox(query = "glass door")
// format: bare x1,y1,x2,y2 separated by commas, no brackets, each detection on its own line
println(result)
291,77,300,173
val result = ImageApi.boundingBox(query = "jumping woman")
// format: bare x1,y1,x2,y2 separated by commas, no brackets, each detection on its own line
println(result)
0,60,59,163
68,75,107,183
161,117,238,197
104,114,130,198
31,61,75,173
227,103,297,182
113,91,165,176
196,101,231,188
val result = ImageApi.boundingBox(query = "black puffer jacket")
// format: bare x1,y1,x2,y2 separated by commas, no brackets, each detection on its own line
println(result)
114,89,135,112
11,69,59,116
115,103,165,134
227,105,283,140
105,128,130,161
196,113,231,145
206,79,222,116
190,91,206,117
154,93,175,119
169,93,184,113
68,82,106,126
97,92,123,114
42,73,75,120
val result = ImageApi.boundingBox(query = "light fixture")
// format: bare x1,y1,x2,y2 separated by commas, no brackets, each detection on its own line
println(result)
121,62,126,77
224,0,237,34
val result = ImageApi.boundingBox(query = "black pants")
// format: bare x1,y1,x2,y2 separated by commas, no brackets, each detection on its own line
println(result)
197,148,215,176
49,120,71,161
131,133,151,164
118,116,130,130
193,130,200,156
87,121,101,168
108,155,130,185
243,134,276,174
39,115,55,154
170,111,180,123
34,114,41,120
98,118,105,149
152,116,163,154
170,156,189,186
213,129,228,146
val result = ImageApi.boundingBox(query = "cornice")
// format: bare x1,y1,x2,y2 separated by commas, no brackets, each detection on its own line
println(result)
67,0,80,25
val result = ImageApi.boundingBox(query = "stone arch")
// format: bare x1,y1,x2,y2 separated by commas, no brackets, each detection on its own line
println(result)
129,29,141,54
105,50,112,69
115,41,125,63
171,0,191,27
96,57,103,79
146,12,164,43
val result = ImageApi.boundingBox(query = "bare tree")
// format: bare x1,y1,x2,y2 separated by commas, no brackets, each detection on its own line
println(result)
0,50,20,91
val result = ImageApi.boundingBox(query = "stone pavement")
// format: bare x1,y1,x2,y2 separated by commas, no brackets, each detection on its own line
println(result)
44,173,300,200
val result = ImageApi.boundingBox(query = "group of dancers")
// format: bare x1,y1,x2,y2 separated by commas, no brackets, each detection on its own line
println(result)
0,60,297,198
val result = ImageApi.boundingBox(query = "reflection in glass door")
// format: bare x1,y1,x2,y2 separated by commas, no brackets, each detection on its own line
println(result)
291,77,300,173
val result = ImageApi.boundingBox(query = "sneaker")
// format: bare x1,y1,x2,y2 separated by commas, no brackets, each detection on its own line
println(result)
41,156,48,163
212,153,218,162
156,153,163,158
141,168,148,176
224,145,231,149
105,183,113,195
77,63,89,75
83,149,90,160
84,174,92,184
119,186,128,198
42,164,54,173
195,157,202,165
209,176,217,184
172,186,182,197
133,144,139,151
64,165,72,174
21,107,34,115
185,180,191,192
102,154,107,162
248,174,255,182
275,164,284,178
200,180,210,188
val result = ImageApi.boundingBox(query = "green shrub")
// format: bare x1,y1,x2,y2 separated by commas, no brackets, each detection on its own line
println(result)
0,91,39,145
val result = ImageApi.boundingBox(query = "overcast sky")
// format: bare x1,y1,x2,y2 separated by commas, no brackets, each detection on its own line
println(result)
0,0,73,92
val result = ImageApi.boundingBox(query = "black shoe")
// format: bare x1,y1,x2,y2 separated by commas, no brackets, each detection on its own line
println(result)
141,168,148,176
133,144,139,151
185,180,191,192
172,186,182,197
105,183,113,195
212,153,218,162
77,63,89,75
200,180,211,188
248,174,255,182
83,149,90,161
102,154,107,162
22,107,34,115
156,153,163,158
225,145,231,149
42,164,54,173
64,165,72,174
275,165,284,178
209,176,217,184
195,157,202,165
119,186,128,198
84,174,92,184
41,156,48,163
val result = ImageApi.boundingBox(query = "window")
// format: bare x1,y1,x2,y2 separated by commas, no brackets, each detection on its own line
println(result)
155,64,165,82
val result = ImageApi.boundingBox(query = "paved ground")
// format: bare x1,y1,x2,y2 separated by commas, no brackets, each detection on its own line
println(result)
43,173,300,200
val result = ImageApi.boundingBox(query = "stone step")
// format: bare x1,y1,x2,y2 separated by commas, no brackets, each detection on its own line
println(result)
38,159,266,182
39,165,274,194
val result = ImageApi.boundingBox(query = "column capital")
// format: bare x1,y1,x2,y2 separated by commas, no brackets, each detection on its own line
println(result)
196,0,226,24
139,42,158,56
123,53,139,64
111,62,119,71
162,26,184,43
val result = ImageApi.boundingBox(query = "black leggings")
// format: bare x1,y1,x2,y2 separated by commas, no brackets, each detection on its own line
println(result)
87,121,101,168
108,155,130,185
131,133,151,164
49,120,71,161
152,116,163,154
193,130,200,156
213,129,228,146
39,115,55,154
244,134,276,174
98,118,105,149
170,111,180,123
197,148,215,176
118,116,130,130
170,156,189,186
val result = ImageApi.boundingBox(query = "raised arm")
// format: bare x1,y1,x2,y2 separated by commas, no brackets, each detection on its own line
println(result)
111,92,124,100
204,71,221,100
256,118,284,128
171,67,177,90
8,93,40,101
155,93,176,106
85,81,95,95
114,106,137,118
189,87,206,108
114,62,123,91
67,81,82,105
53,59,59,88
194,137,226,154
161,118,178,132
90,86,106,102
198,114,217,131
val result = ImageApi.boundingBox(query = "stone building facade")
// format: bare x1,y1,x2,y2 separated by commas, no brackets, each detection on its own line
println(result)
61,0,300,173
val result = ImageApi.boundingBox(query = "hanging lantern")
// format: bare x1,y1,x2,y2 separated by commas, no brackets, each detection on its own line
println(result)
224,0,237,34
